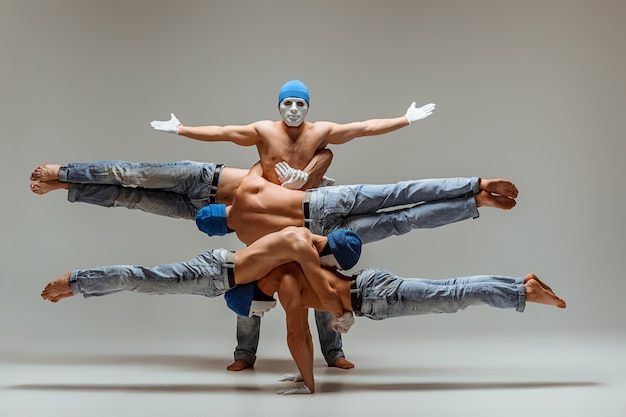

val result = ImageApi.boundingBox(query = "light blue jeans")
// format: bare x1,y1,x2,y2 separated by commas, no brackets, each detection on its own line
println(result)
69,249,234,298
353,268,526,320
306,177,481,243
233,310,344,366
60,160,221,220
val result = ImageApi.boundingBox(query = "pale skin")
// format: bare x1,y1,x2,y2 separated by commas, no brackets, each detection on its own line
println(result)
224,173,520,246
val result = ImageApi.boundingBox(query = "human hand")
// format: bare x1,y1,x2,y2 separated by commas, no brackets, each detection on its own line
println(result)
331,311,355,333
275,161,309,190
149,113,181,134
278,373,304,382
404,102,436,124
276,384,311,395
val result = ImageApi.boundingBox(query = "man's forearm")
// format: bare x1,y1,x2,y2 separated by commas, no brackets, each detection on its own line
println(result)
296,250,345,317
301,149,333,189
287,329,315,392
361,116,410,136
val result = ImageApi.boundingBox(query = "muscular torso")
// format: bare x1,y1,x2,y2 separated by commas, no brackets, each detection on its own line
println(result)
228,174,307,245
255,121,330,184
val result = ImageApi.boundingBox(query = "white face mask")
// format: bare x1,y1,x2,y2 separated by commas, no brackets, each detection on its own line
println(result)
249,300,277,317
279,97,309,127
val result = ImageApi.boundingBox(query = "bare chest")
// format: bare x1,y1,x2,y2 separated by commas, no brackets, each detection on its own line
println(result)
260,135,323,170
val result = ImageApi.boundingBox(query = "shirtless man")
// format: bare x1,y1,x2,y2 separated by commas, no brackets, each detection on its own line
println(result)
150,79,436,187
40,226,362,324
149,79,435,370
27,157,357,371
195,172,519,245
40,221,566,395
224,263,566,394
193,173,518,371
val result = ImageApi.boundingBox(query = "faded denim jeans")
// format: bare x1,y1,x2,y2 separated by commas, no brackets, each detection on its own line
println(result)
60,160,220,219
234,310,344,366
305,177,481,244
354,268,526,320
70,249,233,298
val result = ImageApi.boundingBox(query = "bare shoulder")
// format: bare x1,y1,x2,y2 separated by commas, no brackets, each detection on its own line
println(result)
310,120,335,131
252,120,283,132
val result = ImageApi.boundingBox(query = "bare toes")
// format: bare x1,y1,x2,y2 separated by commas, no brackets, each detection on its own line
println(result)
30,164,60,182
481,179,519,199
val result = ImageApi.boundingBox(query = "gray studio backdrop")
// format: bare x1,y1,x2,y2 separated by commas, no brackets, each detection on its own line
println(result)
1,0,624,355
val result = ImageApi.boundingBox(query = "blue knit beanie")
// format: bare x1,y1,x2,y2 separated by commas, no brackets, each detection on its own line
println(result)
224,283,255,316
278,80,310,105
195,204,229,236
327,229,362,270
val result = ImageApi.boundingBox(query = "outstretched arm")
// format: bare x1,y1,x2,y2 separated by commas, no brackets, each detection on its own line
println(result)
150,113,264,146
278,271,315,394
322,102,436,145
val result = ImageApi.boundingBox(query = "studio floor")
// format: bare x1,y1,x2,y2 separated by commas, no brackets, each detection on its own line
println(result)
1,332,624,417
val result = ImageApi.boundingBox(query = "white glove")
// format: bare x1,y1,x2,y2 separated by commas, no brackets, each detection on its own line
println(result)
277,385,311,395
275,161,309,190
331,311,355,333
404,102,436,124
317,175,336,187
150,113,181,134
278,373,304,382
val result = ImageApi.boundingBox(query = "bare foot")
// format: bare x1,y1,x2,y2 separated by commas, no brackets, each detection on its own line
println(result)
41,272,75,303
30,180,69,195
480,179,518,199
475,190,516,210
330,357,355,369
524,273,553,293
30,164,61,181
226,359,254,371
524,274,566,309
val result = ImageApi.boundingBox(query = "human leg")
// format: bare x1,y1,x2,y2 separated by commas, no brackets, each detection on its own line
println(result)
356,268,525,320
31,160,222,219
308,177,480,240
33,160,219,198
41,249,233,301
313,310,354,368
66,183,200,219
335,196,479,243
315,177,480,217
229,315,260,370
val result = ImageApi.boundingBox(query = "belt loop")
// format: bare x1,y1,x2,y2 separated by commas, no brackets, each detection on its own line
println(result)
302,190,312,229
209,164,224,204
